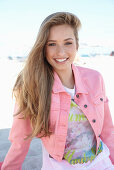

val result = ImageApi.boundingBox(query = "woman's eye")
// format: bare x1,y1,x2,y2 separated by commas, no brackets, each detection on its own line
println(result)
48,43,56,46
65,42,72,45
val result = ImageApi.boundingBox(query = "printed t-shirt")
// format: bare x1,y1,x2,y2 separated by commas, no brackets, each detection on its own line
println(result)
63,99,103,164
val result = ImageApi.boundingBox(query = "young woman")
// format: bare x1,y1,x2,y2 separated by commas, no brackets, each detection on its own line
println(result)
1,12,114,170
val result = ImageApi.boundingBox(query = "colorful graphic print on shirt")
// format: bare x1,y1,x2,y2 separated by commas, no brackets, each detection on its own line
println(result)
63,100,103,164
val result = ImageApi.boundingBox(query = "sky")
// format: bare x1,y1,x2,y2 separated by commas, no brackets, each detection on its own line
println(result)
0,0,114,57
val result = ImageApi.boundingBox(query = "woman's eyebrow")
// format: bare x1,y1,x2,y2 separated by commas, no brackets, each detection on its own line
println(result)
47,38,73,42
47,40,56,42
64,38,73,41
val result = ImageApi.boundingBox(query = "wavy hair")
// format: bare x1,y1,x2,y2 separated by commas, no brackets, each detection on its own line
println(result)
13,12,81,139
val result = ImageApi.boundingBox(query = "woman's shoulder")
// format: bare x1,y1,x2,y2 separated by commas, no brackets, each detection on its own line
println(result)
74,65,102,79
73,65,105,96
73,65,104,92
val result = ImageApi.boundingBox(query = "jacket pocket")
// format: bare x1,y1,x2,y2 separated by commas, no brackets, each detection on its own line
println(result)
93,94,104,105
93,94,104,127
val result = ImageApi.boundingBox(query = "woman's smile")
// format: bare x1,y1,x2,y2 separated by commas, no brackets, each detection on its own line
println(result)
54,58,68,63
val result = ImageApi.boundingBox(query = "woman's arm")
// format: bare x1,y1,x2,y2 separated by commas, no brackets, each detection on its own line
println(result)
1,104,32,170
100,76,114,164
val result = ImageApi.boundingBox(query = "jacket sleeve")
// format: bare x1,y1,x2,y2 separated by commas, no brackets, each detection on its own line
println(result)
1,103,32,170
100,75,114,164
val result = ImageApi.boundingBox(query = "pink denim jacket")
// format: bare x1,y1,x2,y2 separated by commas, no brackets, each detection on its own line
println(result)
1,64,114,170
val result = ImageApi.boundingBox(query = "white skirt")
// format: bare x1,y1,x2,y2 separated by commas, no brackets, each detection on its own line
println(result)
41,142,114,170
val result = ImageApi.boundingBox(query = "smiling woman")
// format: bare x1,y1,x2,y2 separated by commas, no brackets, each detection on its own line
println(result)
1,12,114,170
45,24,77,88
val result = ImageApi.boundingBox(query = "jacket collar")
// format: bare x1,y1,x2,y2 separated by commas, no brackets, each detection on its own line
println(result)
52,64,88,94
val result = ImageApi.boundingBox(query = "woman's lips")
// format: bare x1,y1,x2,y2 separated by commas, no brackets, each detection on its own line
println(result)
54,58,68,63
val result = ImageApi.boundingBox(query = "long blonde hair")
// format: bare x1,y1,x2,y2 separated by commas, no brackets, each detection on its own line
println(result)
13,12,81,139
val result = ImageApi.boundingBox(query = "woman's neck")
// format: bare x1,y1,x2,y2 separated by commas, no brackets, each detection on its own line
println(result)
56,68,75,89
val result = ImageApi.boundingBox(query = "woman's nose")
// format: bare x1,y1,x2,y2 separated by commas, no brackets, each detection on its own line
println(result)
56,45,65,56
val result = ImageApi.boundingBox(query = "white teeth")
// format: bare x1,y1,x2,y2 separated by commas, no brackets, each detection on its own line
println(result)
55,58,67,62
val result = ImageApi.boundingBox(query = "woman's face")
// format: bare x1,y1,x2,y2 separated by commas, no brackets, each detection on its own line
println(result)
45,24,77,74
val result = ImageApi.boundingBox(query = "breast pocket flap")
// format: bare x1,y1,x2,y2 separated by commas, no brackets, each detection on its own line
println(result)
93,94,104,105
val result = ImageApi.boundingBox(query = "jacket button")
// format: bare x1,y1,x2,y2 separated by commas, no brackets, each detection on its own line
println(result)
92,119,96,123
84,104,87,108
100,98,103,101
76,94,79,98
